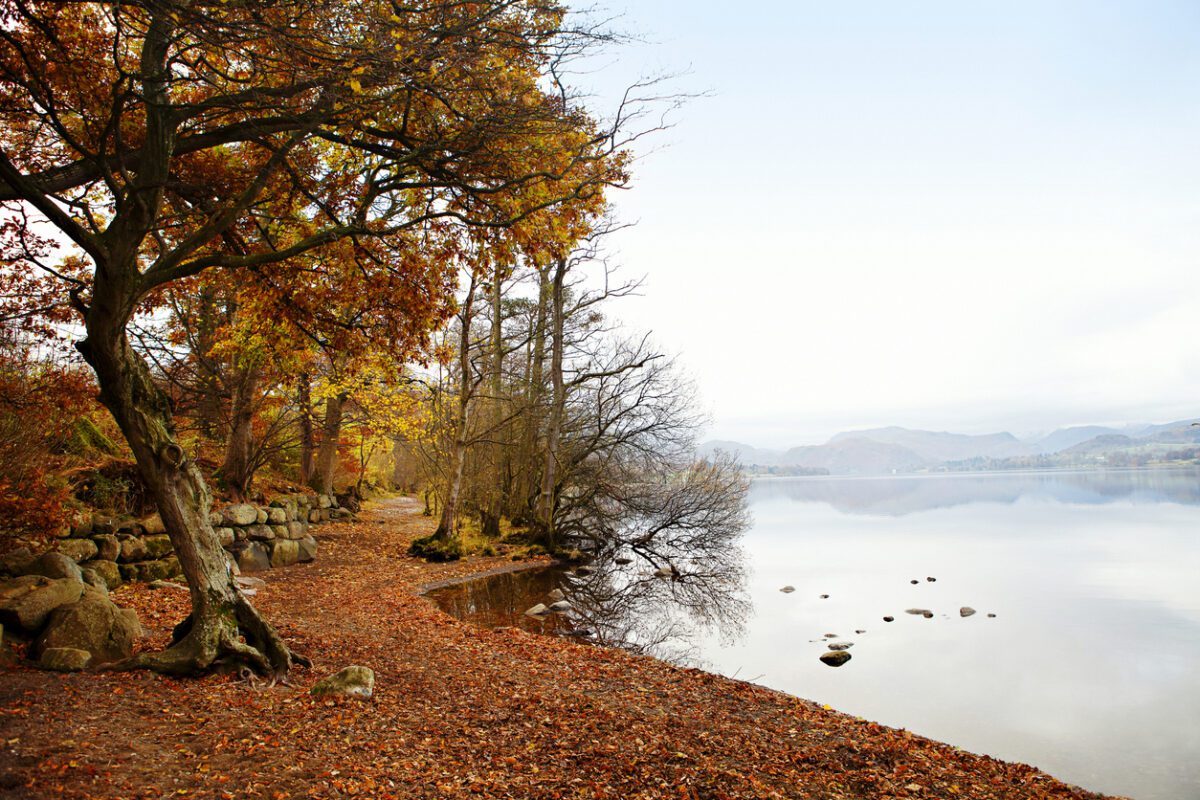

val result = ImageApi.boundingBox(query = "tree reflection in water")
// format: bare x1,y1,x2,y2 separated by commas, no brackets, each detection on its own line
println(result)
426,547,750,665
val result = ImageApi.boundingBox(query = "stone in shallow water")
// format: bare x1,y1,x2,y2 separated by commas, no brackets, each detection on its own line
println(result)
905,608,932,616
819,650,851,667
926,576,937,582
960,606,976,618
987,613,996,618
819,594,829,599
883,616,894,622
827,642,853,651
910,579,919,584
779,586,795,593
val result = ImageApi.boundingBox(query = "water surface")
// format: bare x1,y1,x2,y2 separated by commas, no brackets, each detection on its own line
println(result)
429,469,1200,800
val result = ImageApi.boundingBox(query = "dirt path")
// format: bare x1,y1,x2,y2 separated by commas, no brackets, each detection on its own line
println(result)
0,498,1119,799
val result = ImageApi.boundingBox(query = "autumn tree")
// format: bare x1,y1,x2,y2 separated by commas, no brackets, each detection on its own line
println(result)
0,0,632,678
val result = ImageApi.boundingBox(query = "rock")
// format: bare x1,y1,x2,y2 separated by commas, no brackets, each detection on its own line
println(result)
222,504,259,527
215,527,235,547
208,512,223,527
119,557,181,583
236,542,271,572
779,586,795,593
235,576,267,591
79,568,109,595
117,520,142,536
547,588,566,602
819,651,852,667
270,525,289,541
330,508,353,521
652,566,676,578
910,579,919,584
318,509,331,522
148,580,188,591
923,611,934,619
883,616,894,622
959,606,976,618
614,557,632,565
27,552,84,583
91,515,117,536
524,603,549,617
0,576,84,633
317,494,333,509
827,641,853,651
297,536,318,563
548,600,571,613
926,577,936,582
56,539,99,563
308,509,321,524
68,512,94,538
268,508,287,525
855,629,866,634
32,594,142,666
39,647,92,672
246,525,275,542
118,537,148,563
0,547,35,576
143,535,174,559
905,608,932,616
285,521,307,540
310,666,374,699
140,514,166,536
92,534,120,562
823,633,837,638
987,613,996,618
255,509,268,525
87,560,122,590
269,539,300,568
819,594,830,599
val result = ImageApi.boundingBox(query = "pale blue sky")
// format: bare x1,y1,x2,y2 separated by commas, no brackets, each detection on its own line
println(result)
584,1,1200,445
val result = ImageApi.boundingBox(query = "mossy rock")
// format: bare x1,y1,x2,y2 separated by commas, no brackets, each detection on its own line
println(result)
62,417,118,457
408,534,462,562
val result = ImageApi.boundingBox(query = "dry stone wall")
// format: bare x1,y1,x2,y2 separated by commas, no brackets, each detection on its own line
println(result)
37,493,351,589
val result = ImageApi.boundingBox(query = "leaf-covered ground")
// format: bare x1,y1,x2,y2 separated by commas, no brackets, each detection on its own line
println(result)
0,499,1120,799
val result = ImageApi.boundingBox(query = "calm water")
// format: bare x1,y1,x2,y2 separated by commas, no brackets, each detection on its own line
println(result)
428,469,1200,800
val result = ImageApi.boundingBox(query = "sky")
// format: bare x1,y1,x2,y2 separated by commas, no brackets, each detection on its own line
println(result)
576,1,1200,447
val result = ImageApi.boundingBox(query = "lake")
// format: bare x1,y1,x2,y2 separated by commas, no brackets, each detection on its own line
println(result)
427,469,1200,800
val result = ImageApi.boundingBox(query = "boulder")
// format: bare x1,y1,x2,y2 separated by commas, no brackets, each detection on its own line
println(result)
310,666,374,700
119,557,182,583
56,539,97,564
27,552,84,583
819,650,852,667
0,576,84,633
93,534,120,562
247,525,275,542
267,508,288,525
87,560,122,590
32,592,142,666
524,603,549,617
222,504,259,527
215,527,235,547
236,542,271,573
270,525,289,540
68,511,94,538
317,494,333,509
548,600,571,613
959,606,976,618
118,537,148,563
308,509,321,523
0,547,35,576
39,647,92,672
143,535,174,559
547,588,566,602
79,568,109,595
140,514,166,536
285,521,307,540
91,515,117,536
268,539,299,568
255,509,268,525
297,536,318,563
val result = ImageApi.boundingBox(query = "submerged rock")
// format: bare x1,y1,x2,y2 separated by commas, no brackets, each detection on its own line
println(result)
960,607,976,618
926,577,937,582
819,594,830,599
819,650,852,667
905,608,932,616
827,641,853,651
855,629,866,634
779,586,795,593
987,613,997,618
311,666,374,700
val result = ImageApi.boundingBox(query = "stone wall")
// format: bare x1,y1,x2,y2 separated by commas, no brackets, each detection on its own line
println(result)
38,493,350,589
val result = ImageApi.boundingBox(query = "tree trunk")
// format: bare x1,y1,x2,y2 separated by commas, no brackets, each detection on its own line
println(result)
537,257,567,549
297,373,315,486
220,363,260,502
310,392,346,496
511,264,550,522
77,305,297,678
433,273,477,540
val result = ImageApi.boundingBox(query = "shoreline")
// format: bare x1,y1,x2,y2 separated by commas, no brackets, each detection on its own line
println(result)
0,497,1122,799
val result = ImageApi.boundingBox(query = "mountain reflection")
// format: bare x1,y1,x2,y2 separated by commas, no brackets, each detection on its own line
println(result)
750,468,1200,515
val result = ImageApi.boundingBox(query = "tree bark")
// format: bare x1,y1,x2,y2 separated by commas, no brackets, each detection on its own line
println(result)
537,257,567,549
220,363,260,502
310,392,347,497
297,373,315,487
433,273,477,540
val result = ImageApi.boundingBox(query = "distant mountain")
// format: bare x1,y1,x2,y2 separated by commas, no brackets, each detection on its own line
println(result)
1035,425,1125,454
700,417,1200,475
830,426,1031,462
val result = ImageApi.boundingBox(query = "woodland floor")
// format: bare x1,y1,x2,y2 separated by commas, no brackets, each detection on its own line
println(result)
0,498,1120,800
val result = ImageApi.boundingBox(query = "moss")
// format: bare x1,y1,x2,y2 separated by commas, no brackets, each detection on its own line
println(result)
408,534,462,562
62,417,118,457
